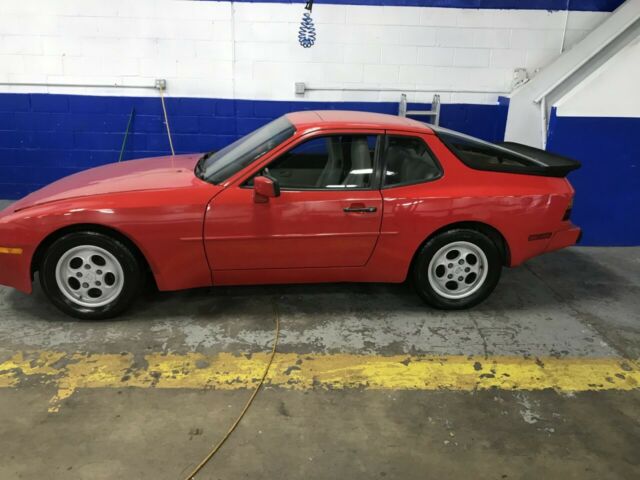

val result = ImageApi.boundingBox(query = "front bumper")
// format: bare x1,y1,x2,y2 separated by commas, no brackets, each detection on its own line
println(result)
0,246,33,294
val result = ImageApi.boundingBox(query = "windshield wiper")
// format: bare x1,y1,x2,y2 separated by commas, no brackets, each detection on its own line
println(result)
201,150,216,160
194,150,217,181
194,156,205,179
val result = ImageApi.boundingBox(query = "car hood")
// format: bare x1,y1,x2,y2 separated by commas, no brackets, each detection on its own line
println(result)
10,154,205,211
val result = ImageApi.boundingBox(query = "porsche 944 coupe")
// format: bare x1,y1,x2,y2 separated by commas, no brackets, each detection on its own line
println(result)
0,111,581,319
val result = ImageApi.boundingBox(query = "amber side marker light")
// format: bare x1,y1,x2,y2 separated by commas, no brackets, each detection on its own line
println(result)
0,247,23,255
528,232,552,241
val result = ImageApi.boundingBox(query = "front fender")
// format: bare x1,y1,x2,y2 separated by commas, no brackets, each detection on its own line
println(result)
0,185,220,294
0,208,39,293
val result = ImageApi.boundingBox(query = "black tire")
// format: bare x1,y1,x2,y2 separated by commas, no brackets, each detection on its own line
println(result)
412,228,502,310
39,231,143,320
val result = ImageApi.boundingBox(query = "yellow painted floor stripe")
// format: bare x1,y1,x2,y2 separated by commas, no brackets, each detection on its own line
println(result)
0,351,638,412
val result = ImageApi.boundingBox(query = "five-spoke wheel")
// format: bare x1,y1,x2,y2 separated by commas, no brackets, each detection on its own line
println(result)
413,229,502,309
39,231,143,320
427,241,488,300
55,245,125,308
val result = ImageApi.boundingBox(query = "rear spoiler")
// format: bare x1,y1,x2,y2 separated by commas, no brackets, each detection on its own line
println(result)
499,142,581,178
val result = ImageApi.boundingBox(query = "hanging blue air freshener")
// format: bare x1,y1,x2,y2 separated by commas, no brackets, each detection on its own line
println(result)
298,1,316,48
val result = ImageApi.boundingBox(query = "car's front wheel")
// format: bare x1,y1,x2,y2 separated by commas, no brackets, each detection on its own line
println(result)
413,228,502,309
39,231,143,319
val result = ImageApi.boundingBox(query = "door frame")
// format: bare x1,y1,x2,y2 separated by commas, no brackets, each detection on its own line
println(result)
226,128,387,192
203,128,388,273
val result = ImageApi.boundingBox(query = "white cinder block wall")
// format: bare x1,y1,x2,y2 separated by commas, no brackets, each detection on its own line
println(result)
0,0,610,104
555,35,640,117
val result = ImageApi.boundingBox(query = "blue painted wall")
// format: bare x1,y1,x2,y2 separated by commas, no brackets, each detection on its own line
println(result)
0,93,507,199
2,93,638,245
547,108,640,246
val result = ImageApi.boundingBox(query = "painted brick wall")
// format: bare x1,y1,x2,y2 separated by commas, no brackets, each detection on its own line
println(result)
0,0,626,247
547,111,640,246
0,92,508,198
0,0,612,198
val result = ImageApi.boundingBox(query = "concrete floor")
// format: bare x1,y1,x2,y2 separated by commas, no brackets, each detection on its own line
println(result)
1,200,639,479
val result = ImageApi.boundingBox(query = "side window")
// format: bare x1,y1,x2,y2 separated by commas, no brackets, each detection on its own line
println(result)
383,136,442,187
263,135,378,189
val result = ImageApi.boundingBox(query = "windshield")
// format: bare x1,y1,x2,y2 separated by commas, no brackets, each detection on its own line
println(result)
199,116,295,184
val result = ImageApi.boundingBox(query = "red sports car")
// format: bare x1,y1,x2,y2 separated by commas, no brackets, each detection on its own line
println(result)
0,111,581,319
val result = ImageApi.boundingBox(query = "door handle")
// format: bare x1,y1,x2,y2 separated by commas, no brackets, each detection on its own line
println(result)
343,206,377,213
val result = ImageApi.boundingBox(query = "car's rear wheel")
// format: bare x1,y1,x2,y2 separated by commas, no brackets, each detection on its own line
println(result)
39,231,143,319
413,228,502,309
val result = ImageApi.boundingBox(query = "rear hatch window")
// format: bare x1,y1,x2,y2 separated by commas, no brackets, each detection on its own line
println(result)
435,128,579,177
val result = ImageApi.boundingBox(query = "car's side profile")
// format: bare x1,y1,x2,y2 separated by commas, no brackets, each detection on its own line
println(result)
0,111,581,319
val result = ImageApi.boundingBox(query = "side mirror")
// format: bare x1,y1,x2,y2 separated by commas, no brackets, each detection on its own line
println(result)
254,175,280,203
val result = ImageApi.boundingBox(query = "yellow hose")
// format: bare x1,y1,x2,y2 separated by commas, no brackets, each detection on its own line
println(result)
184,302,281,479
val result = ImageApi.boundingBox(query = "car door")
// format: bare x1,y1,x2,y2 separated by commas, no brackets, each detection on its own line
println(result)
204,131,384,271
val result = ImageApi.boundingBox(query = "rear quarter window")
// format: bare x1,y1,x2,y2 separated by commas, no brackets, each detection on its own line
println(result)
383,136,442,188
437,131,537,172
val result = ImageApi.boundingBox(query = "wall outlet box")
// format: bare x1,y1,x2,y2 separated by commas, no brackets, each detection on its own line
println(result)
295,82,306,95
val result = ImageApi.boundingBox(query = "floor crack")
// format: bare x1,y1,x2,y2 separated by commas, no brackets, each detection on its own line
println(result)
471,316,489,359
